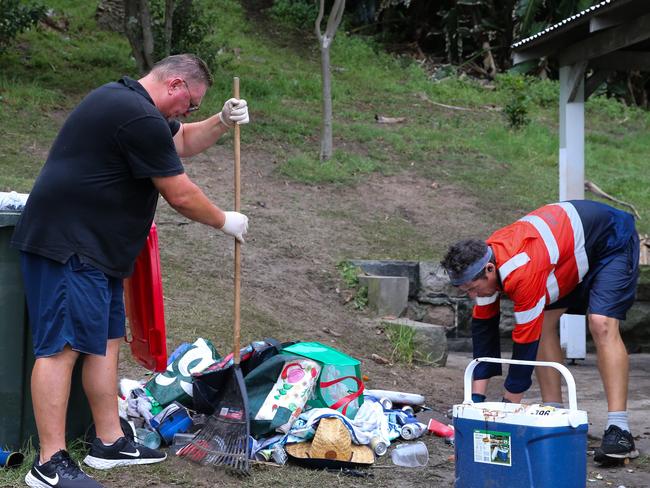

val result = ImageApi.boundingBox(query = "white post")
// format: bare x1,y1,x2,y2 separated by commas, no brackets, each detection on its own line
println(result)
560,314,586,360
558,64,585,201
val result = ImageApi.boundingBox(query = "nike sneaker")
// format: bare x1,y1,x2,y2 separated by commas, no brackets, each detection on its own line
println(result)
594,425,639,465
83,436,166,470
25,450,104,488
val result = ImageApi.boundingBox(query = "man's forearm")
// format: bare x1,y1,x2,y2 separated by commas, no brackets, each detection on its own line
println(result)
175,114,231,157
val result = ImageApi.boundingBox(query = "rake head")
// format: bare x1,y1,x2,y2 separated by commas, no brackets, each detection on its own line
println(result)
178,365,250,474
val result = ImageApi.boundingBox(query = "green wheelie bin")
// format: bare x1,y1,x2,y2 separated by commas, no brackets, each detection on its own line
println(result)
0,209,92,450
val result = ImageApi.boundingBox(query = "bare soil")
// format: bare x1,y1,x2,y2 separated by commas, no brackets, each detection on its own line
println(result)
102,143,650,487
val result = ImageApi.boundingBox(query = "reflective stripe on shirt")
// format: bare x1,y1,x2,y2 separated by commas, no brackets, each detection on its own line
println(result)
498,252,530,282
476,292,499,306
514,295,546,324
552,202,589,282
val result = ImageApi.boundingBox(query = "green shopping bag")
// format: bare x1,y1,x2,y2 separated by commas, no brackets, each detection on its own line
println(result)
146,338,219,407
282,342,364,419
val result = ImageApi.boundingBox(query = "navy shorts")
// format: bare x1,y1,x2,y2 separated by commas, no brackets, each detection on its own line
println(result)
547,233,640,320
20,252,126,358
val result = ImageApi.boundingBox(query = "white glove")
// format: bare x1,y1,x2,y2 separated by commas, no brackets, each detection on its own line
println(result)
221,211,249,243
219,98,249,127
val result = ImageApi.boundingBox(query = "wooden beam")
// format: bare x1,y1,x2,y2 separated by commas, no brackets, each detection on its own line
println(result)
559,12,650,66
513,49,545,65
585,70,612,99
590,51,650,71
568,61,588,103
589,15,622,33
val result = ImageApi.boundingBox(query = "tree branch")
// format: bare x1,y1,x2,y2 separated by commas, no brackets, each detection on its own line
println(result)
315,0,325,40
585,180,641,219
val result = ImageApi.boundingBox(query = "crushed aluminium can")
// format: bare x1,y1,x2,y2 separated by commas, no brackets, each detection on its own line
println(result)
401,422,427,440
379,397,393,410
271,445,288,465
401,405,415,416
370,436,388,456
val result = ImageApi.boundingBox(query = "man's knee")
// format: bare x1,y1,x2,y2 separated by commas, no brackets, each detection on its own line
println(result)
588,314,621,344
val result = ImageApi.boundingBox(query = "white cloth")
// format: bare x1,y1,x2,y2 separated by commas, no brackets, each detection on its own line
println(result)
286,402,390,446
0,191,28,211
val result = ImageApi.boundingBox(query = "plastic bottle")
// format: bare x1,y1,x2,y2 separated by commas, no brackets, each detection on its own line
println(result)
135,428,161,449
390,441,429,467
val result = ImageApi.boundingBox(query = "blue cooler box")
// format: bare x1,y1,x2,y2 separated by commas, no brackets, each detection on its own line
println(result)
453,358,588,488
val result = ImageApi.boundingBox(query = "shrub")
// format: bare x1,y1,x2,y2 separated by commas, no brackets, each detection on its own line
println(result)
0,0,46,54
269,0,320,31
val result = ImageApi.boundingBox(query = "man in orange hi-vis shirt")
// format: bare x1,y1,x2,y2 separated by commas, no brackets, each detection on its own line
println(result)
441,200,639,465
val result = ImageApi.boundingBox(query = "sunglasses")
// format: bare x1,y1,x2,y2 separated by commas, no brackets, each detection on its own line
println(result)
181,80,200,113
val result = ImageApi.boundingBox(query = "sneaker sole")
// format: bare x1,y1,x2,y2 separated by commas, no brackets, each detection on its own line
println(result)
83,453,167,470
600,449,640,460
25,471,53,488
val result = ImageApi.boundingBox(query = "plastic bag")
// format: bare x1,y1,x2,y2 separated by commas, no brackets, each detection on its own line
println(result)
146,338,219,407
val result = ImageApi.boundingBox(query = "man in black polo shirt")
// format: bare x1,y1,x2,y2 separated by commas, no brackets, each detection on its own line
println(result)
12,54,250,488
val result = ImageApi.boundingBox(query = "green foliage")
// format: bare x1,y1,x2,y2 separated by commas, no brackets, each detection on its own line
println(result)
515,0,598,38
0,0,46,53
337,261,361,287
503,92,530,129
386,325,415,365
336,261,368,310
150,0,218,66
353,286,368,310
269,0,320,31
497,73,531,129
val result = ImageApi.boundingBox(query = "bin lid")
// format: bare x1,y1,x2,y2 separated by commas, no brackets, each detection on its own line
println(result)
0,211,21,227
123,223,168,372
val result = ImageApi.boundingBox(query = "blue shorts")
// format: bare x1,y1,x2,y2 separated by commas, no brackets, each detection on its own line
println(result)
546,233,640,320
20,252,126,358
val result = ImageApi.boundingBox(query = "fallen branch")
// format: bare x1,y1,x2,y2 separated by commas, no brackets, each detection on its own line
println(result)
584,180,641,220
416,92,474,111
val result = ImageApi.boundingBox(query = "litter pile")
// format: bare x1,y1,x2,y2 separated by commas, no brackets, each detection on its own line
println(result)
115,224,452,474
117,338,453,472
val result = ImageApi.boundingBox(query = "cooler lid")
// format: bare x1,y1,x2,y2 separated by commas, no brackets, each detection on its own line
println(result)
453,402,588,428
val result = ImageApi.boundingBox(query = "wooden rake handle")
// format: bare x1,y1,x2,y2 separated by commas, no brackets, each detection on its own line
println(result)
233,77,242,364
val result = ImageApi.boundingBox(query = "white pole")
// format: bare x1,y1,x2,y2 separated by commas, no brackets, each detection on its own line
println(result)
559,64,585,201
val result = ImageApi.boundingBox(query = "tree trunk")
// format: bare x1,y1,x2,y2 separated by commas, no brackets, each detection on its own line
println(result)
139,0,154,69
123,0,155,74
319,45,333,161
96,0,125,33
315,0,345,162
163,0,175,57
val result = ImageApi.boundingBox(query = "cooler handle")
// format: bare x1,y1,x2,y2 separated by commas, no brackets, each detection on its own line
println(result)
463,357,578,412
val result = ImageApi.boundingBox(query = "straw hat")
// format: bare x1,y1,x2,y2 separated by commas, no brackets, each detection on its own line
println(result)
286,417,374,465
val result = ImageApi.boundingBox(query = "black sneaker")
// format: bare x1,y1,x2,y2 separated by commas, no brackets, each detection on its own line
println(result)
25,450,104,488
83,436,167,470
594,425,639,464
